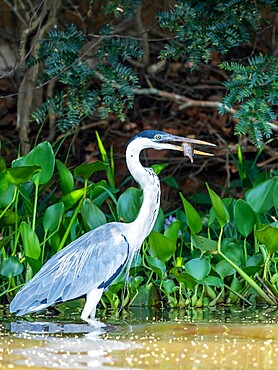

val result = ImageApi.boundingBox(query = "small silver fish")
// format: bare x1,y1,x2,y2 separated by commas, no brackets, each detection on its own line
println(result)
182,143,194,163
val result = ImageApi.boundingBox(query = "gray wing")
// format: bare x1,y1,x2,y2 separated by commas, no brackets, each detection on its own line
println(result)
10,222,129,315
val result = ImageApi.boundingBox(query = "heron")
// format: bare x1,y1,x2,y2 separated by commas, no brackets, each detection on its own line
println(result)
10,130,215,325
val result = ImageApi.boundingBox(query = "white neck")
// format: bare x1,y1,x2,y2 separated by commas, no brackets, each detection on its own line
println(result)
125,140,161,247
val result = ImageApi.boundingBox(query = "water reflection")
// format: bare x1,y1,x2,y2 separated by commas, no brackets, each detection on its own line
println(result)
0,307,278,369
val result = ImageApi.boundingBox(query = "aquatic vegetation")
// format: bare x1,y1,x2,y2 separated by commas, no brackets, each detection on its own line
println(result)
0,136,277,311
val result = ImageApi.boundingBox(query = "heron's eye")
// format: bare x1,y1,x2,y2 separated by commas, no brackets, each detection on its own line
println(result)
155,134,161,140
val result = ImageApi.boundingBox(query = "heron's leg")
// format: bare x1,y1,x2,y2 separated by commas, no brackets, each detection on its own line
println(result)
81,288,104,326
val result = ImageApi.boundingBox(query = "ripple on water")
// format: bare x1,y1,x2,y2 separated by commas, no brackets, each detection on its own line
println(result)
0,307,278,369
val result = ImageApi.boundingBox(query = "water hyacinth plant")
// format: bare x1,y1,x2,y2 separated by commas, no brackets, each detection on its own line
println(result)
0,136,277,312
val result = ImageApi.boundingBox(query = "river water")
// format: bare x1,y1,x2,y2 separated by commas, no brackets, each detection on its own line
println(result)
0,307,277,369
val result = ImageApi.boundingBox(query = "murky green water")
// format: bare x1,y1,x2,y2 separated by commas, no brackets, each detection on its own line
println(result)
1,307,278,369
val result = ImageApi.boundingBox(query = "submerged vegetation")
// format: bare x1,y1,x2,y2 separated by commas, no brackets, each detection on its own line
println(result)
0,136,277,310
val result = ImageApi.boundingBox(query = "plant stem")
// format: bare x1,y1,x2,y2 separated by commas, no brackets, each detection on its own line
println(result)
57,179,88,252
218,226,275,305
32,183,39,231
0,187,17,220
243,237,248,263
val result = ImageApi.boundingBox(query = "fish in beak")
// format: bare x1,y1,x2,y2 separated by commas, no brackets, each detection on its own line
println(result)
162,134,216,163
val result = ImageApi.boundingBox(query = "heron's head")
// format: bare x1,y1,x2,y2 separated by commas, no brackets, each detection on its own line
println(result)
129,130,216,162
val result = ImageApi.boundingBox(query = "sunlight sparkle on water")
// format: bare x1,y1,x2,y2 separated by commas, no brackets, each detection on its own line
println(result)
0,308,278,369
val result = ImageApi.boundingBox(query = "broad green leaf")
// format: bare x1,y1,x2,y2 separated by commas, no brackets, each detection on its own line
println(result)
74,161,108,179
161,279,175,294
180,193,202,234
255,225,278,254
148,230,176,262
216,259,235,279
0,173,15,208
145,255,166,278
12,142,55,185
234,199,257,237
6,165,41,186
222,242,244,266
274,182,278,208
246,254,263,267
0,256,23,278
81,198,106,230
117,187,142,222
230,276,243,293
245,178,277,214
191,234,218,252
62,188,86,211
202,276,223,288
184,258,211,281
56,159,74,195
206,184,230,227
164,220,181,244
43,202,65,233
171,267,197,289
25,257,42,274
20,222,41,259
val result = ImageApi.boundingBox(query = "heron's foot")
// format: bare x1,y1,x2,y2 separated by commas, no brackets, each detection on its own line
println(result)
83,317,106,328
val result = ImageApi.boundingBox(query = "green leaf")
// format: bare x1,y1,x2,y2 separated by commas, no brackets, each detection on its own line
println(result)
25,257,42,274
56,159,74,195
206,184,230,227
0,256,23,278
171,267,197,289
245,178,277,214
0,174,15,209
62,188,86,211
151,163,168,175
12,142,55,185
117,187,142,222
161,279,176,294
234,199,257,237
6,165,41,186
180,193,202,234
81,198,106,230
148,230,176,262
20,222,41,259
191,234,218,252
216,260,235,279
145,255,166,278
164,220,181,244
74,161,108,179
255,225,278,254
222,242,244,266
273,182,278,209
43,202,65,233
184,258,211,281
152,208,165,233
202,276,223,288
